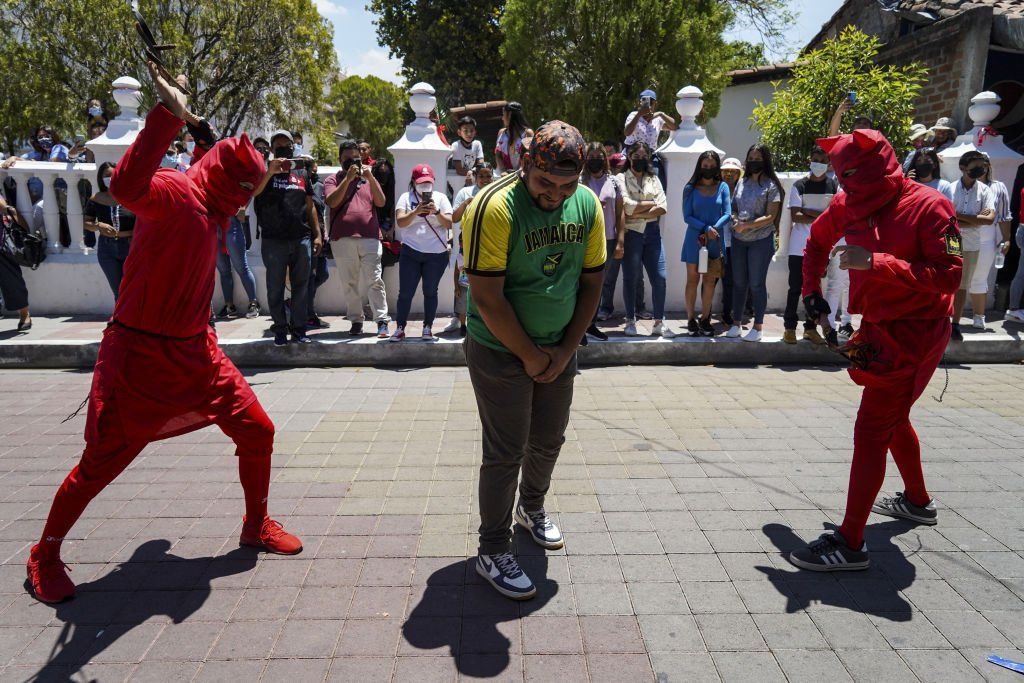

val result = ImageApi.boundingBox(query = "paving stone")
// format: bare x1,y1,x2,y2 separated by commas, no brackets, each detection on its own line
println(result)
897,648,984,682
649,652,720,682
836,649,916,680
681,581,747,614
695,613,767,651
752,612,829,649
773,649,853,683
272,618,344,658
925,609,1014,648
521,616,583,655
523,654,588,683
573,582,633,616
335,618,403,657
586,653,655,682
637,614,706,652
710,651,785,683
627,581,691,615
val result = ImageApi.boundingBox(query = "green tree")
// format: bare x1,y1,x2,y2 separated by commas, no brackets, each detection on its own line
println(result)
499,0,733,143
322,75,407,163
368,0,505,110
0,0,336,153
724,41,769,72
751,27,927,171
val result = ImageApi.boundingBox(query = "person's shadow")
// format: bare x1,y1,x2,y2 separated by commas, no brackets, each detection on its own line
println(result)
26,539,258,682
757,521,919,621
402,529,557,678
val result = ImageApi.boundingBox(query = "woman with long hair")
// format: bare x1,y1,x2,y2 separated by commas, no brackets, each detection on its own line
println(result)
582,142,624,341
83,162,135,300
495,102,534,175
725,143,783,342
682,151,730,336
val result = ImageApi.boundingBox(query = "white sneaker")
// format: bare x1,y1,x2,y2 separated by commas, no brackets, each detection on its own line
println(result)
476,552,536,600
742,328,762,342
440,318,461,334
652,322,676,338
1007,310,1024,324
972,315,986,330
726,325,742,338
624,320,639,337
422,325,437,341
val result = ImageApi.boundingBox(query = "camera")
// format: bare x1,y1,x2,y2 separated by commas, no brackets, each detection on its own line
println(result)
640,96,653,110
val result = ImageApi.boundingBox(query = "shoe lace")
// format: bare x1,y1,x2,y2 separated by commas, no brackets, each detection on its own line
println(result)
880,492,904,507
261,518,287,540
492,552,524,578
35,556,71,581
807,534,840,555
524,508,554,531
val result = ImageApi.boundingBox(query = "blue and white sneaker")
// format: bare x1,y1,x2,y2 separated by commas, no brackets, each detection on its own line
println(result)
514,503,564,549
476,552,536,600
788,531,869,572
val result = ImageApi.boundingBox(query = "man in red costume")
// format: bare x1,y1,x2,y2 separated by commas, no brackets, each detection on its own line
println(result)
26,64,302,603
789,129,962,572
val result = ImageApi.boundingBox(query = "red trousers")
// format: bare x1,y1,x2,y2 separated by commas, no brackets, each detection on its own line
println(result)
37,400,274,555
838,318,949,549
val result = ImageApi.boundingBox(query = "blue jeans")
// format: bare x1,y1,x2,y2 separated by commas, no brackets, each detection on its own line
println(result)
396,245,449,327
622,222,667,320
307,254,330,319
598,238,645,316
261,236,311,334
731,235,774,325
217,218,258,305
96,235,131,300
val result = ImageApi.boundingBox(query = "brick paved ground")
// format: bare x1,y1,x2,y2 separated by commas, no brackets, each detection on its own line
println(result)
0,365,1022,682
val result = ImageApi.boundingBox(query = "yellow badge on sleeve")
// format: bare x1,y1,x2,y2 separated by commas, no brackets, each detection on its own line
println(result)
945,217,962,257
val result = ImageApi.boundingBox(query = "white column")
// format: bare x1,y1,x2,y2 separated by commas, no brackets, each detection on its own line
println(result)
387,82,456,318
87,77,145,167
656,86,724,315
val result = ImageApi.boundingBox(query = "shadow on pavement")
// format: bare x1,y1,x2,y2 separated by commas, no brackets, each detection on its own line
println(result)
26,540,258,682
757,520,919,621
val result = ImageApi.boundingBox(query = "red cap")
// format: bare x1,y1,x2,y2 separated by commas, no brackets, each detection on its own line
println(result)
411,164,435,183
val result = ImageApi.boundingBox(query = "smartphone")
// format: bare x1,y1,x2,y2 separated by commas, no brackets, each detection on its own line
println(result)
847,91,857,105
640,96,652,110
73,134,86,146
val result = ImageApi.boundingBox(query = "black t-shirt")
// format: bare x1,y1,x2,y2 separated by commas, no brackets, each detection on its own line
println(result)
254,169,314,240
84,198,136,233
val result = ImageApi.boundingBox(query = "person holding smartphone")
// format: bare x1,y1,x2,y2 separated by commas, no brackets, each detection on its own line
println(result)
391,164,453,342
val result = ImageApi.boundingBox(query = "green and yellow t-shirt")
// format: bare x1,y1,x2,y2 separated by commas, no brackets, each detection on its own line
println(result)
462,172,607,351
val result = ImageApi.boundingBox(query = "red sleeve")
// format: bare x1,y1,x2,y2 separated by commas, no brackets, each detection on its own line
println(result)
870,208,963,295
801,204,843,297
109,104,186,217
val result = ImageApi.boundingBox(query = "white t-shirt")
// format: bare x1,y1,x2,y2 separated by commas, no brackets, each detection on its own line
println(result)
450,139,484,171
951,180,995,251
451,184,482,269
786,176,836,257
623,111,664,148
922,178,955,203
396,190,453,254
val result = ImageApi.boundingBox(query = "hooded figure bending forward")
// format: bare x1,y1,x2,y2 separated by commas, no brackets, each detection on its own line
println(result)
26,64,302,605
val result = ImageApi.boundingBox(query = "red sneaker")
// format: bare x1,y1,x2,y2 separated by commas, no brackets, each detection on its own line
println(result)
239,516,303,555
26,544,75,603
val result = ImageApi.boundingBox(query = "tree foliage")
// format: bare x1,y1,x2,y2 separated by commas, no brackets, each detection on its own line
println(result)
499,0,733,143
0,0,336,153
323,75,407,163
751,27,927,171
368,0,505,110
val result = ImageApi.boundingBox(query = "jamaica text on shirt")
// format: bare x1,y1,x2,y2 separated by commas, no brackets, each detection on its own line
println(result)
523,222,588,254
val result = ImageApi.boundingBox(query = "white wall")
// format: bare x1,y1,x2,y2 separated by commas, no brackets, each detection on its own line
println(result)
706,80,783,162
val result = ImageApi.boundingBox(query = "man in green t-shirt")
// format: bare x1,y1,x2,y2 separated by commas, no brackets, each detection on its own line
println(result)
461,121,606,599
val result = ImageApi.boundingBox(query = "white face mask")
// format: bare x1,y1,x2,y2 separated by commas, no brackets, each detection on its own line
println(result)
810,162,829,177
185,141,195,154
416,182,433,196
88,106,103,118
293,143,302,154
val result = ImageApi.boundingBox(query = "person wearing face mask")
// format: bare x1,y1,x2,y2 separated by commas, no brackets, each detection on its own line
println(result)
783,146,837,345
461,122,606,600
620,142,671,337
726,144,784,342
443,162,496,336
929,117,958,154
949,151,997,339
901,124,931,174
908,148,954,201
252,130,323,346
392,164,454,342
325,141,390,338
0,194,33,332
291,131,303,156
718,158,743,327
581,143,624,341
682,151,730,336
26,62,303,606
83,162,135,299
86,99,107,126
791,128,961,573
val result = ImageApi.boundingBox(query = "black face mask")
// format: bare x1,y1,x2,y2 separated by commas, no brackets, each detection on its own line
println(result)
699,168,718,180
631,159,649,173
586,159,605,173
914,163,935,178
274,146,293,160
310,172,319,184
967,166,986,179
256,148,269,160
746,160,764,174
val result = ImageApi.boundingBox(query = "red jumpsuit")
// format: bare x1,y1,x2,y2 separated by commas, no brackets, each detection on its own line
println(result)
802,130,963,549
37,104,271,554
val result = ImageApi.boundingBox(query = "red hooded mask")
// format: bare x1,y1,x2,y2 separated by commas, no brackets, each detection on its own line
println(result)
185,133,265,224
817,129,905,222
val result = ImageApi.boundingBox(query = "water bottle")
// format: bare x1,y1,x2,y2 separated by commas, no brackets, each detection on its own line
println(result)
995,243,1006,269
698,245,709,274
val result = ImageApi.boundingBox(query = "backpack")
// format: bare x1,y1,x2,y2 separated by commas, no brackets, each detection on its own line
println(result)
2,220,46,270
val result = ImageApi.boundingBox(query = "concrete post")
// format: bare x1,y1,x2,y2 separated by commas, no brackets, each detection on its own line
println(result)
657,86,724,314
86,77,145,167
387,82,455,318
